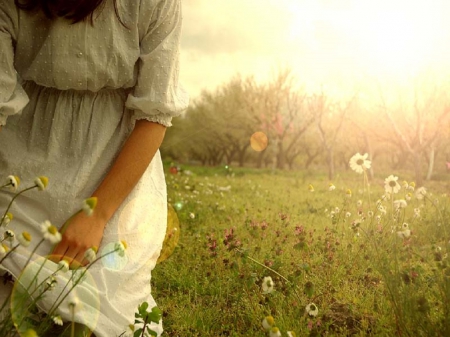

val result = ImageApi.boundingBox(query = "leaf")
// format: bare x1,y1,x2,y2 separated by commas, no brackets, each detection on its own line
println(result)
146,327,158,337
134,328,143,337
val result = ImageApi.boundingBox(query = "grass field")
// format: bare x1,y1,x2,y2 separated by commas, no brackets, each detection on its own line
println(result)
153,164,450,337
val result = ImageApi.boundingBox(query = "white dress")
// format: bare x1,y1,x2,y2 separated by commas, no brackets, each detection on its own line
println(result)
0,0,188,336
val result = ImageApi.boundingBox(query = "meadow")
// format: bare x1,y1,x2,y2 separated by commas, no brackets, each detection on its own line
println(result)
153,162,450,337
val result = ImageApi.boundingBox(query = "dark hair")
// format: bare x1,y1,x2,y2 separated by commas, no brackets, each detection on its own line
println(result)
14,0,126,26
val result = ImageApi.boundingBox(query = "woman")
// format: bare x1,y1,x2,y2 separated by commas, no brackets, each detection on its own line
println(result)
0,0,188,335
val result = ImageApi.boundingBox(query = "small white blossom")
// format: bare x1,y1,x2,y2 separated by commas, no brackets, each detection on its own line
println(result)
384,175,401,194
415,187,427,200
17,231,32,247
189,212,195,219
262,316,275,330
393,199,408,209
349,153,371,174
83,247,98,264
115,240,127,257
6,175,20,192
269,327,282,337
40,221,61,244
52,315,63,326
34,176,49,191
261,276,274,294
306,303,319,317
58,260,70,273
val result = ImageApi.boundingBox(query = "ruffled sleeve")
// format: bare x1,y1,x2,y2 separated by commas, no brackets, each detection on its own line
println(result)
125,0,189,127
0,1,29,126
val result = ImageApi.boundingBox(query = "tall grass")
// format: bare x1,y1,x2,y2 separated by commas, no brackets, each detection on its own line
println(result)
154,164,450,336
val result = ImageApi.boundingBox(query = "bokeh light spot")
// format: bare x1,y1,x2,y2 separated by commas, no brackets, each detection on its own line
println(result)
250,131,268,152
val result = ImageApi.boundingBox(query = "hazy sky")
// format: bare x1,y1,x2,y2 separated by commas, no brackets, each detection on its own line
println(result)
179,0,450,100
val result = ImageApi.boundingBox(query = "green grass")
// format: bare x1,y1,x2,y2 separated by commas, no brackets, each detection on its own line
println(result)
153,165,450,336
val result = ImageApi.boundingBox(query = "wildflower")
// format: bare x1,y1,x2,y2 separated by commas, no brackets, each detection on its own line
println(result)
397,229,411,239
6,175,20,192
46,276,57,290
34,176,49,191
0,243,8,258
356,200,362,207
408,182,416,191
82,197,98,216
261,276,274,294
328,183,336,191
189,212,195,219
405,193,412,201
84,246,98,263
4,229,15,243
58,260,70,273
68,294,82,314
401,181,409,189
40,221,62,244
415,187,427,200
334,207,340,213
308,184,314,192
52,315,63,326
1,212,13,227
115,240,127,257
345,212,351,218
413,208,421,218
367,211,374,217
349,153,371,174
269,327,281,337
262,316,275,330
346,189,352,197
287,332,297,337
384,175,401,194
393,199,407,209
306,303,319,317
17,231,32,247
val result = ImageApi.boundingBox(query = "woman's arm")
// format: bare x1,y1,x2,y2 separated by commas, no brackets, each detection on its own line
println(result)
50,119,166,267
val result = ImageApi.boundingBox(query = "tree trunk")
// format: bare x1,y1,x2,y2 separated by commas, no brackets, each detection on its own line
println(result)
327,148,335,180
413,151,424,186
276,138,285,169
426,147,435,181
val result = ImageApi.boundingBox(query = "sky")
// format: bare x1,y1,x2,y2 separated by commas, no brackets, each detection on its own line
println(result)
179,0,450,101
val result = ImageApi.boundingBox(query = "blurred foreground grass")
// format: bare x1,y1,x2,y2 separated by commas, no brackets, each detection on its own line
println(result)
153,165,450,336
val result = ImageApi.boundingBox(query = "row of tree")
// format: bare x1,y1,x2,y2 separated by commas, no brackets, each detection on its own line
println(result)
161,69,450,185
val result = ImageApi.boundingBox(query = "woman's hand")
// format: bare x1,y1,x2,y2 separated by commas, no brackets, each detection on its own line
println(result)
49,212,106,268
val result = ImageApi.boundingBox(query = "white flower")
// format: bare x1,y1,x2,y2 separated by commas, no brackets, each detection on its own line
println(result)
4,229,15,243
39,221,62,244
356,200,362,207
52,315,63,326
262,316,275,330
114,240,127,257
1,212,13,227
189,212,195,219
287,332,297,337
413,208,421,218
384,175,401,194
82,197,97,216
349,153,371,174
6,175,20,192
269,327,282,337
58,260,70,273
34,176,49,191
328,183,336,191
46,276,57,290
345,212,351,218
68,294,82,314
415,187,427,200
0,243,8,258
83,246,97,263
261,276,274,294
17,231,32,247
393,199,407,209
397,229,411,239
405,193,412,201
306,303,319,317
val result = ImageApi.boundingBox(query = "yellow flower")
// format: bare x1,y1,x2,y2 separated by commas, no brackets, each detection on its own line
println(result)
0,243,9,257
22,329,38,337
328,183,336,191
308,184,314,192
269,327,282,337
346,189,352,197
1,212,13,227
34,176,49,191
